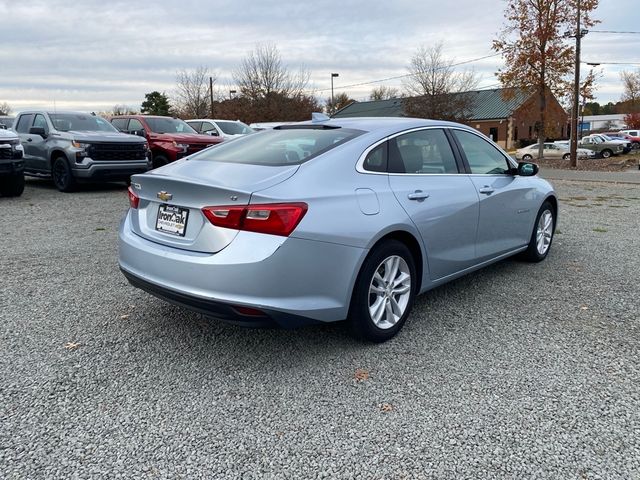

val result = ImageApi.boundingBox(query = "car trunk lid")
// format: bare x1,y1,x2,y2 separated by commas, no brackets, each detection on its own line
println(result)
128,160,299,253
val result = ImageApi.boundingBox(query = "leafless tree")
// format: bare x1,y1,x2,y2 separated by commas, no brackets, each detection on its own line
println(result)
112,104,138,115
234,43,309,100
325,92,355,114
402,42,479,121
0,102,12,116
369,86,400,101
620,69,640,112
174,66,214,119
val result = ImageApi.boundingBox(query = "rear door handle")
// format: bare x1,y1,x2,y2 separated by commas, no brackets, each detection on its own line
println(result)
478,186,494,195
26,137,33,142
407,190,430,201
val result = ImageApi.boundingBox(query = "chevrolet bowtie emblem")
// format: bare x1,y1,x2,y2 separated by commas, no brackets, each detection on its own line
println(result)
157,191,172,201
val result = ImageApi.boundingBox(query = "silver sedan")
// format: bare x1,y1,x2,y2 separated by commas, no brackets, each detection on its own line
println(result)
516,142,595,160
120,117,557,342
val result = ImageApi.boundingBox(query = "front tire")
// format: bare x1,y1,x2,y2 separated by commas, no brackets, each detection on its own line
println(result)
52,156,76,192
522,154,533,161
152,154,169,169
521,201,555,262
0,173,25,197
347,240,416,342
601,149,612,159
562,153,570,160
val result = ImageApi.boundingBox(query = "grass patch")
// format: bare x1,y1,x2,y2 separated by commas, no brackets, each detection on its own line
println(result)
593,227,608,233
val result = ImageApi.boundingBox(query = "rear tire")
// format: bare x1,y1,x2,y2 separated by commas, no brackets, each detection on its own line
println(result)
0,173,25,197
522,154,533,161
347,240,417,343
521,201,555,263
52,156,76,192
562,153,570,160
601,149,612,159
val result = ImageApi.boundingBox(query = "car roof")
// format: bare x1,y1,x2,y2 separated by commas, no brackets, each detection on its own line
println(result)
293,116,476,136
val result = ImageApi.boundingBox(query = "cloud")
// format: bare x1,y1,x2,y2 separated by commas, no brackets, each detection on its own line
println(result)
0,0,637,112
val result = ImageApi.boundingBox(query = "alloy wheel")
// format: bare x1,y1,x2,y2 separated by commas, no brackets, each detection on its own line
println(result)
368,255,411,329
536,209,553,255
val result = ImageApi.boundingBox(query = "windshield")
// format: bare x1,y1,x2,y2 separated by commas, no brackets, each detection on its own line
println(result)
49,113,117,132
192,127,363,166
145,117,197,134
216,121,254,135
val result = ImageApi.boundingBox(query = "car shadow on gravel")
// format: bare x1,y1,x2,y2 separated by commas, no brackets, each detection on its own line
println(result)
122,255,538,366
26,177,128,192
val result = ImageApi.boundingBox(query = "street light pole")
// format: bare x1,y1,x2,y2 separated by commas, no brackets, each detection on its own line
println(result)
330,73,339,113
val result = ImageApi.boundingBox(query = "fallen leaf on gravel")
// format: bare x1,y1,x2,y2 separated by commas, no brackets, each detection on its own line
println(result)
64,342,81,350
120,314,130,319
379,403,393,412
580,306,589,310
354,368,369,382
95,227,106,231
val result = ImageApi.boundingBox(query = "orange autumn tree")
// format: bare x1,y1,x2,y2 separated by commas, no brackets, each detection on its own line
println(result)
493,0,599,158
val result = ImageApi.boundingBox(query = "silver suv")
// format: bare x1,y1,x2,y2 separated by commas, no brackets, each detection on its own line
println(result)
13,111,151,192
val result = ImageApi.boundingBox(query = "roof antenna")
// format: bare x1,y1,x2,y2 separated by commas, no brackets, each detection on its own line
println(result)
312,112,330,123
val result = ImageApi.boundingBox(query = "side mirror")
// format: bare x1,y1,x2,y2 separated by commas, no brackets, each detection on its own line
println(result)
207,130,219,136
517,162,539,177
132,129,146,137
29,126,47,137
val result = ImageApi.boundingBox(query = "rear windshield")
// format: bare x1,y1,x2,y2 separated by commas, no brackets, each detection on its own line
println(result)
192,127,363,165
50,114,117,132
145,117,197,134
216,121,254,135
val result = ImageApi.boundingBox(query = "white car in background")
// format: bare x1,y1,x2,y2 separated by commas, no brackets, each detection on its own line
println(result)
186,119,255,140
516,142,594,160
249,122,293,131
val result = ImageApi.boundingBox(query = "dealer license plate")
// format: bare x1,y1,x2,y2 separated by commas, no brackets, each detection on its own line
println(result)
156,204,189,236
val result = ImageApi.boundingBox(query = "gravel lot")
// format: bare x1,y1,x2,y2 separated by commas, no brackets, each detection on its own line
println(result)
1,178,639,479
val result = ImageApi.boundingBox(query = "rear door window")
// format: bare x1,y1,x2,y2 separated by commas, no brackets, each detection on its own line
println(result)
111,118,129,131
389,129,459,174
128,119,144,133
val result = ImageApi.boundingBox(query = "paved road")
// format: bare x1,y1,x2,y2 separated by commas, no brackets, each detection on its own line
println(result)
540,167,640,184
1,179,639,479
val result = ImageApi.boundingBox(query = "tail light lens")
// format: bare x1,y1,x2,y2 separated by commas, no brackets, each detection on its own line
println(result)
127,186,140,209
202,203,307,237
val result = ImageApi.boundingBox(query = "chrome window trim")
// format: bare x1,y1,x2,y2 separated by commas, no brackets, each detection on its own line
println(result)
356,125,463,176
447,126,518,170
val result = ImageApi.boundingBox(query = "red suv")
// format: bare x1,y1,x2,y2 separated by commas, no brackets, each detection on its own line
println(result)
110,115,223,168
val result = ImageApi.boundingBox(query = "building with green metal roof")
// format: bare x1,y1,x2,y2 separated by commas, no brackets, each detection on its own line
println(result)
333,87,568,150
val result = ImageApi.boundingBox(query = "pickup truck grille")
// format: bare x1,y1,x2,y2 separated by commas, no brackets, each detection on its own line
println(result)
0,142,16,159
88,143,147,161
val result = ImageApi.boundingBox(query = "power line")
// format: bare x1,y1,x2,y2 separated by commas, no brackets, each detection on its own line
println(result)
589,30,640,34
308,52,502,95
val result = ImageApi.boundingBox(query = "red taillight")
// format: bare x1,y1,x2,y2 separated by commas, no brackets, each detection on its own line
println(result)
127,186,139,209
202,203,307,237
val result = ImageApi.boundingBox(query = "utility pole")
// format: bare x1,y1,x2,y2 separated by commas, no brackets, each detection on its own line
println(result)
569,0,588,168
209,76,214,118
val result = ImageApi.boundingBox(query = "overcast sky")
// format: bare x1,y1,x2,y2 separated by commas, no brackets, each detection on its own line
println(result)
1,0,638,114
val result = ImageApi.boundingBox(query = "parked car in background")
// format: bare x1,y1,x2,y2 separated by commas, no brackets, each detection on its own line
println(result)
516,142,594,160
185,119,254,140
249,122,293,131
618,130,640,148
13,111,151,192
582,133,631,154
578,136,625,158
0,128,25,196
0,116,15,129
120,116,557,342
111,115,224,168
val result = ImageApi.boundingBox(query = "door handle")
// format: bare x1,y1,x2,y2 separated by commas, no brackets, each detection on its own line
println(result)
26,137,33,142
478,186,494,195
407,190,430,201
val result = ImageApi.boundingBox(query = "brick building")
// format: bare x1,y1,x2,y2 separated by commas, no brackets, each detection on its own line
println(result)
332,87,568,150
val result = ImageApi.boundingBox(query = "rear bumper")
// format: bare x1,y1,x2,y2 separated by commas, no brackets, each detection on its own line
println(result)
72,159,152,180
118,212,367,326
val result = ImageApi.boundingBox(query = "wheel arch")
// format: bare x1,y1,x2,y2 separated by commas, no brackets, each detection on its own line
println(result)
366,229,425,293
543,194,558,232
49,149,71,169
